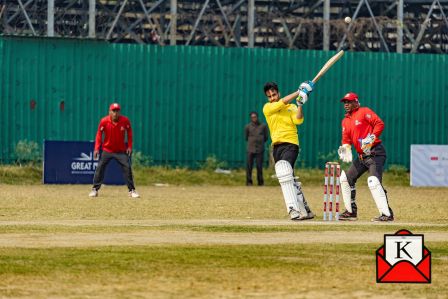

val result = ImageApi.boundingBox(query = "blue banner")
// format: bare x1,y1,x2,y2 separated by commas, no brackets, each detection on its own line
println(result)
43,140,125,185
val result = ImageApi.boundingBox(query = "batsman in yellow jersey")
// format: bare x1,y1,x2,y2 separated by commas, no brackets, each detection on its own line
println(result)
263,81,314,221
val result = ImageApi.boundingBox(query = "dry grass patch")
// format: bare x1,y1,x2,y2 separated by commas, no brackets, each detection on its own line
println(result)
0,184,446,298
0,185,447,223
0,244,446,298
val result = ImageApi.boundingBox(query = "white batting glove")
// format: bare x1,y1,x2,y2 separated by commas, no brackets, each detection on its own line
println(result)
296,90,308,106
338,144,353,163
299,80,314,93
296,80,314,106
360,134,376,154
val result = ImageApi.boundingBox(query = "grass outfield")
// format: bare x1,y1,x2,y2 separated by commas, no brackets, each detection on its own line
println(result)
0,164,410,186
1,244,446,298
0,184,447,298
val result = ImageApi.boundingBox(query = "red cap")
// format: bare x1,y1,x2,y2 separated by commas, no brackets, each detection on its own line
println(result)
109,103,121,111
340,92,359,102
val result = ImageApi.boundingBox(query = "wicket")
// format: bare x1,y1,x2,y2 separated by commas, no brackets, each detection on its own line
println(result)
323,162,341,221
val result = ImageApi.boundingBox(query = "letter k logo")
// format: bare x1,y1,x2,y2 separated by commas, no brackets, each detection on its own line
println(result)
395,241,413,259
376,229,431,283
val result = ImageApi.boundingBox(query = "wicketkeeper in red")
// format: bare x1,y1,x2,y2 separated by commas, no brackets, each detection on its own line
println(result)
337,92,394,221
89,103,140,198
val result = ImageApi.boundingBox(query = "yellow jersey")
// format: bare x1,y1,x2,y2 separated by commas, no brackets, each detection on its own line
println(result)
263,101,304,146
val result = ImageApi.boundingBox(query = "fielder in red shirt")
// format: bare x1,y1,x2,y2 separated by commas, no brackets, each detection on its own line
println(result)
88,103,140,198
337,92,393,221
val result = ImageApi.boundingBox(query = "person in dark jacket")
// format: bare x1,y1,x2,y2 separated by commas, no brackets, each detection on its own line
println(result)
244,111,268,186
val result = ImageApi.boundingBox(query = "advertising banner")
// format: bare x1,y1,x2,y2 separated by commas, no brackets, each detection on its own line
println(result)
410,145,448,187
43,140,125,184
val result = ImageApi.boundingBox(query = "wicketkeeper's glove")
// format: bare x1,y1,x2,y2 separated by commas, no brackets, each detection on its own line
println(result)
338,144,353,163
360,134,376,154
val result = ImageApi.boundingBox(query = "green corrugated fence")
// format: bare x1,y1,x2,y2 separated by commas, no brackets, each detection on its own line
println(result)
0,36,447,168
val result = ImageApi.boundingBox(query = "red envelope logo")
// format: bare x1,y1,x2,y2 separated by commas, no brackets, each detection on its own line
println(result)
376,229,431,283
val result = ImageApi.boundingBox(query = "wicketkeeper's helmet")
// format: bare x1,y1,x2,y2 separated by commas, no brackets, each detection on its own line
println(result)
340,92,359,102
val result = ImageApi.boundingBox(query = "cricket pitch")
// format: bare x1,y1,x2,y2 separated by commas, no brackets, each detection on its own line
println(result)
0,185,447,298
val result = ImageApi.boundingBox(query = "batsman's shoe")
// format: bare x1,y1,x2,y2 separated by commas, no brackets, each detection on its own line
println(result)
339,210,358,221
371,214,394,222
290,210,314,221
129,190,140,198
88,189,98,197
304,211,315,220
289,209,301,220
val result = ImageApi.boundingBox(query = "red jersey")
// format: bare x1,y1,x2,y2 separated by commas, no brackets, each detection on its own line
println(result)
341,107,384,154
94,115,133,153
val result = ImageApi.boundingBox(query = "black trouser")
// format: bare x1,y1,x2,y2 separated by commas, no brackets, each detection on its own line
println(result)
92,151,136,191
246,152,264,185
345,144,387,185
273,143,299,169
345,144,390,213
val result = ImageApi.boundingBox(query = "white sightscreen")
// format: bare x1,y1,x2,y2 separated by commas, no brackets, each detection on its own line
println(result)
410,145,448,187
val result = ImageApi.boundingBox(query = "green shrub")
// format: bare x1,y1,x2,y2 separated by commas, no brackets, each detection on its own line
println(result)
131,151,153,168
387,164,408,175
316,150,340,168
199,155,228,171
14,140,41,166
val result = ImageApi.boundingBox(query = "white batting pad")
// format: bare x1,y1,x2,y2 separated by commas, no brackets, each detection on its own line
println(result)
340,170,352,213
367,176,391,216
275,160,307,218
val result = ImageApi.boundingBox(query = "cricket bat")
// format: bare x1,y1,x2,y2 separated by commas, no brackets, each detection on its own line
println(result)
311,50,344,84
297,50,344,103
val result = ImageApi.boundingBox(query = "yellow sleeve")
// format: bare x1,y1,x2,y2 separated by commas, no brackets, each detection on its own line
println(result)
288,104,304,125
263,101,286,116
293,116,304,125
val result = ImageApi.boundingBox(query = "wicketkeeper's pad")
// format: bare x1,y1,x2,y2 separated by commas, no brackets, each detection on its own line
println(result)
368,176,391,216
340,170,353,213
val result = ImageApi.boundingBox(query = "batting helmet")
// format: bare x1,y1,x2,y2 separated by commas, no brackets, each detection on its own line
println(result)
340,92,359,102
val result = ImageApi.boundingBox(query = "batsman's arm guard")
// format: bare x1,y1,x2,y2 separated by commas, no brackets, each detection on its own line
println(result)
274,160,308,218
